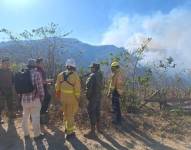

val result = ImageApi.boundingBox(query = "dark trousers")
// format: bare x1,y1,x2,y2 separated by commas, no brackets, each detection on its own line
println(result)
87,99,101,126
40,86,51,114
112,90,121,122
0,93,13,119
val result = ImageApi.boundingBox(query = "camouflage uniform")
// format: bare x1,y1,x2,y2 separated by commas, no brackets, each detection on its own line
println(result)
0,68,14,119
86,71,103,126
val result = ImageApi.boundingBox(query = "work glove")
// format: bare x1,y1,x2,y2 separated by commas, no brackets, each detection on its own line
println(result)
107,91,111,98
55,90,61,99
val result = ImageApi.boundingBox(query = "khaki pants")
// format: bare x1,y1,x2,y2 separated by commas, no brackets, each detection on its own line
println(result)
61,95,79,135
22,99,41,137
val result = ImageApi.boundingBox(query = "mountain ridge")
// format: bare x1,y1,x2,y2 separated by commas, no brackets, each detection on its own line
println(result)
0,37,125,67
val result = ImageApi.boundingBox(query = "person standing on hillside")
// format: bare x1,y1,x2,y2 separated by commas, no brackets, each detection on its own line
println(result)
36,58,51,124
21,59,45,140
107,61,125,125
55,58,81,140
84,63,103,138
0,57,14,124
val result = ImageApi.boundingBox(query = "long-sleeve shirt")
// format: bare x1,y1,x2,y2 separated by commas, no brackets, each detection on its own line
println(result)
22,69,44,103
86,71,103,100
55,70,81,100
109,68,125,96
36,67,46,83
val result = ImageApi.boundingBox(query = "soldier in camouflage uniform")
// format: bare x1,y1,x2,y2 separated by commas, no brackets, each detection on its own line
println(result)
0,57,14,124
84,63,103,138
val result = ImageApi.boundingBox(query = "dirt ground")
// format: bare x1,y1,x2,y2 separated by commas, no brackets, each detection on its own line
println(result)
0,112,191,150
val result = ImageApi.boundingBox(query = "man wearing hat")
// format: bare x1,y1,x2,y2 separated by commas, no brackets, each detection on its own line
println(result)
84,63,103,138
55,58,81,139
108,61,125,125
0,57,14,124
21,59,44,140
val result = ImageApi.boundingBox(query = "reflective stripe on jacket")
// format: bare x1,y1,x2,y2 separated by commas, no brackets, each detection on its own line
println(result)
55,71,81,99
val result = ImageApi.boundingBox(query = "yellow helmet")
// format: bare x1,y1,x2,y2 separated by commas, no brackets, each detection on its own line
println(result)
111,61,119,67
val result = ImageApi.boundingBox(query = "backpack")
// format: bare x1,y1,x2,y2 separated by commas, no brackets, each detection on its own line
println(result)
63,71,74,87
14,69,35,94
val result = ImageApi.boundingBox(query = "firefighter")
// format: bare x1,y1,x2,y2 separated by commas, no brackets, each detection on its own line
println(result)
55,58,81,139
108,61,125,125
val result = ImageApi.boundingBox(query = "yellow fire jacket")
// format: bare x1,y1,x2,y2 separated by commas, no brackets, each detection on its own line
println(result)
55,71,81,101
108,68,125,96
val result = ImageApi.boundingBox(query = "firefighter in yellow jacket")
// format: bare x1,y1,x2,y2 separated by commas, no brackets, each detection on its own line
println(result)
55,58,81,139
108,61,125,125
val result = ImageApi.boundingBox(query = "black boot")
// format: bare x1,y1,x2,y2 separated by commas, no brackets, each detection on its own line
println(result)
84,125,96,139
66,132,76,140
96,120,103,133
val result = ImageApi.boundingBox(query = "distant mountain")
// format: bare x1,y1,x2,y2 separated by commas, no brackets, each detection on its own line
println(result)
1,37,191,86
0,37,125,67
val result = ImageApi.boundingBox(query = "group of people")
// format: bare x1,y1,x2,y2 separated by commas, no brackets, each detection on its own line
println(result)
0,57,51,140
0,57,125,140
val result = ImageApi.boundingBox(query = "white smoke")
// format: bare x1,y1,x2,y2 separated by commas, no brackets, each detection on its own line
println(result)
101,6,191,69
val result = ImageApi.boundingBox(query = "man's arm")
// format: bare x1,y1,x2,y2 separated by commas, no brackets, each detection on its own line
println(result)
107,75,113,97
116,72,125,96
55,73,62,98
74,74,81,100
86,74,95,99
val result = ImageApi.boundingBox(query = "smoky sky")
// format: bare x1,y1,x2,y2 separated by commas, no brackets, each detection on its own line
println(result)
102,3,191,70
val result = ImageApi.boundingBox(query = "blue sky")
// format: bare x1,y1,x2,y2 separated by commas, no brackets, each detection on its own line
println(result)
0,0,189,44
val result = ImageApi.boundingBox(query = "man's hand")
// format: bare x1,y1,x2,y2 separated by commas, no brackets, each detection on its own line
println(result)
55,91,61,99
107,92,111,98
